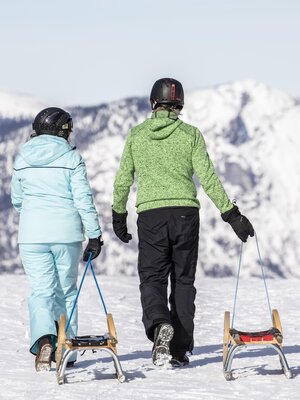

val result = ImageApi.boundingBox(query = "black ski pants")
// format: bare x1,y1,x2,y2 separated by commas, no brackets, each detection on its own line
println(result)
137,207,199,355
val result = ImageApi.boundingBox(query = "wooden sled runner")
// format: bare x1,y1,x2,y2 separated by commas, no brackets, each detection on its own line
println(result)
223,234,292,380
223,309,292,380
56,255,125,385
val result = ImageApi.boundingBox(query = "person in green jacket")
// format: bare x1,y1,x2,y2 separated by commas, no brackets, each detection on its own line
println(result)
112,78,254,367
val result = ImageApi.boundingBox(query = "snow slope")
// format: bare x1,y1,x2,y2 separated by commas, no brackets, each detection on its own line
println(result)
1,273,300,400
1,81,300,277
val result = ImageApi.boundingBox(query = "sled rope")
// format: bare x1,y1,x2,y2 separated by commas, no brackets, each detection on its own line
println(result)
90,259,108,316
231,242,243,328
66,252,108,333
66,253,92,333
255,232,272,322
231,232,272,329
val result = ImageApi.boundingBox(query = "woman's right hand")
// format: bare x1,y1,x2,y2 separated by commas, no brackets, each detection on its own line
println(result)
83,236,104,261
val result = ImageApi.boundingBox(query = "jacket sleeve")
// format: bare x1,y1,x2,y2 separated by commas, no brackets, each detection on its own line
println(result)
192,129,233,214
70,158,102,239
11,169,23,213
113,135,135,213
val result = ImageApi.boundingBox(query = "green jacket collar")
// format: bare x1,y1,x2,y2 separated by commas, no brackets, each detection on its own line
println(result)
151,110,179,120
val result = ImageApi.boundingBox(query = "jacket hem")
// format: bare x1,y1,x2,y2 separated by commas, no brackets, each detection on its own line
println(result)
137,199,200,213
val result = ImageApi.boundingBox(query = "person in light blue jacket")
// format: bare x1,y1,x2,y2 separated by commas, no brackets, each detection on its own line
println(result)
11,107,103,372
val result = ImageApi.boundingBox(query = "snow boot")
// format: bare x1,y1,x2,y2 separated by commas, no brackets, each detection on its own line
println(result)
35,336,53,372
152,323,174,366
170,353,189,367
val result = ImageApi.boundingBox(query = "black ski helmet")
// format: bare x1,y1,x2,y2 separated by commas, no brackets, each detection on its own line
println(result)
32,107,73,139
150,78,184,110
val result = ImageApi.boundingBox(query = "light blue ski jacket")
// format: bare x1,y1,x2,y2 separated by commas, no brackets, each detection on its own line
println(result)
11,135,101,243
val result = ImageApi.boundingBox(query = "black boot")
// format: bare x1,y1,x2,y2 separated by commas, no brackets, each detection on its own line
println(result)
35,336,53,372
152,323,174,366
170,353,189,367
66,360,76,368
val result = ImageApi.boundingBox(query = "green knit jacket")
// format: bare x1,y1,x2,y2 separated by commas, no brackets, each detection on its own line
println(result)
113,110,233,214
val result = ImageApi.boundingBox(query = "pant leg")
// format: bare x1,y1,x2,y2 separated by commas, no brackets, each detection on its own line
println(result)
137,210,172,341
168,208,199,355
51,243,82,341
19,244,58,355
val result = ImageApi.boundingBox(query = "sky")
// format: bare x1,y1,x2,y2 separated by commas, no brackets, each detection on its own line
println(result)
0,0,299,106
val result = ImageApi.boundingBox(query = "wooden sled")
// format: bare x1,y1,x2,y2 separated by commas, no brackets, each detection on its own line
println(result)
56,313,125,385
223,309,292,380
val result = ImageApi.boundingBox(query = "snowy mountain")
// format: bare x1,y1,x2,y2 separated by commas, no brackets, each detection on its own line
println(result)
1,80,300,277
0,91,50,119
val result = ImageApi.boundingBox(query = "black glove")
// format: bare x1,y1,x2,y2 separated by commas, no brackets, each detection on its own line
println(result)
83,236,104,261
221,205,254,243
112,210,132,243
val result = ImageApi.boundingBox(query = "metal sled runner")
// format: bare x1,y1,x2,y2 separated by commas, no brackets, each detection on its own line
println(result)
223,234,292,380
56,254,125,385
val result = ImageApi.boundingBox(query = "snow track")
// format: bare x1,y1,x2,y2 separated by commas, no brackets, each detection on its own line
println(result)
1,274,300,400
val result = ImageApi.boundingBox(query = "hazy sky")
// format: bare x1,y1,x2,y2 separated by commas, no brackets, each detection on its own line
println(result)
0,0,299,106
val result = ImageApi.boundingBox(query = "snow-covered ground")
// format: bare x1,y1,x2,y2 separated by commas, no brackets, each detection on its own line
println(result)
1,272,300,400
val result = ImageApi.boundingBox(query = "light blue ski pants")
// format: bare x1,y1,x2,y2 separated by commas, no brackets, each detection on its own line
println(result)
19,242,82,356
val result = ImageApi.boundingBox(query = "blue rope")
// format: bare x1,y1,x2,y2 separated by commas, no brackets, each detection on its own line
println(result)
90,261,108,316
66,253,92,333
231,242,243,328
65,252,108,332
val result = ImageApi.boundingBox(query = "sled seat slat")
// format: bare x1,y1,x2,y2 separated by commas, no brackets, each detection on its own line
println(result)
64,334,117,349
71,335,108,347
229,327,283,345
